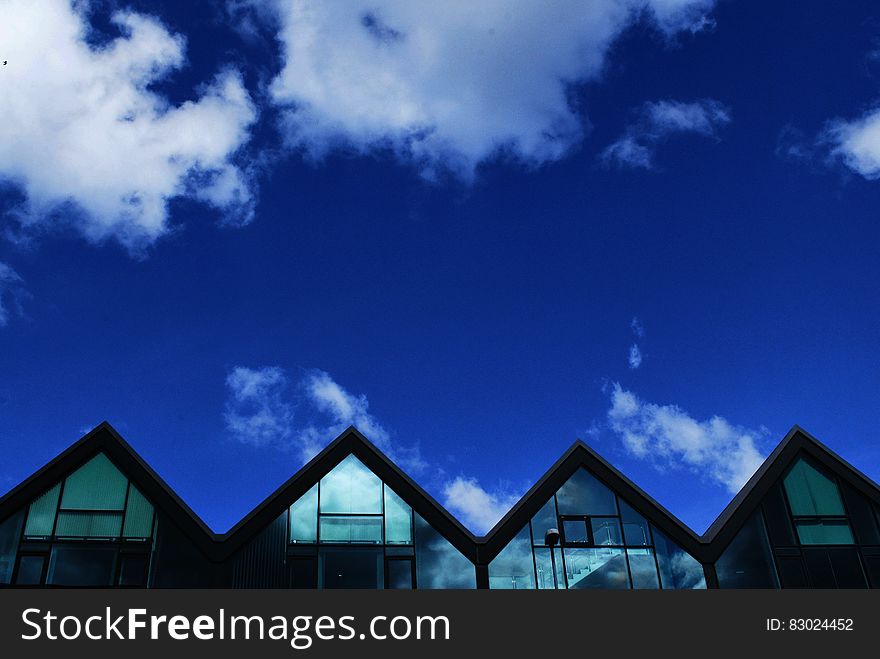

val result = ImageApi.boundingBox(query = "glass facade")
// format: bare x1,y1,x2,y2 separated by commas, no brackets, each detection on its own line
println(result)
488,467,707,589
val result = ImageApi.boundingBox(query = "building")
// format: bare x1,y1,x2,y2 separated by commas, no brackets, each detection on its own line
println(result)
0,423,878,589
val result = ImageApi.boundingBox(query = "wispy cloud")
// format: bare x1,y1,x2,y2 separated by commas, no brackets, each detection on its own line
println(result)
602,99,731,169
628,344,643,369
442,477,521,535
631,316,645,338
0,262,25,327
249,0,717,180
0,0,256,253
224,366,294,448
823,105,880,180
607,383,766,493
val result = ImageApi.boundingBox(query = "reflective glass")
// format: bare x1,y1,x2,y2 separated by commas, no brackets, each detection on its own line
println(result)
535,547,565,589
652,526,706,589
562,519,587,544
123,486,154,538
591,518,623,546
628,549,660,589
289,484,318,543
414,514,476,589
488,525,535,589
60,453,128,510
386,559,414,589
24,484,61,537
840,483,880,545
46,546,117,586
319,548,383,589
715,512,779,588
783,458,846,516
530,497,558,546
118,554,149,587
319,516,383,544
803,548,867,588
619,498,651,546
15,555,44,585
563,548,629,589
556,468,617,516
54,511,123,538
319,455,382,514
383,486,412,545
0,511,24,584
794,519,854,545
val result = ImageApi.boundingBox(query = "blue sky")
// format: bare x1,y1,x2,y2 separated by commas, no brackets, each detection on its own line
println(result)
1,0,879,536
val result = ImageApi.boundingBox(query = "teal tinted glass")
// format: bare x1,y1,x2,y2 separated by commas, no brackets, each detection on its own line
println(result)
783,458,846,516
24,483,61,537
55,511,123,538
619,498,651,546
795,519,855,545
61,453,128,510
563,548,629,589
628,549,660,589
290,483,318,543
319,516,382,544
555,468,617,516
319,455,382,514
414,514,476,589
534,547,565,589
488,525,535,589
383,486,412,545
122,485,154,538
652,526,706,589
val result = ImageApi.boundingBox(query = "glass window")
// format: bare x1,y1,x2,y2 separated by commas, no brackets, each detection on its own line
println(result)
619,499,651,546
319,455,382,514
591,518,623,546
118,554,150,587
15,555,44,585
534,547,565,589
24,484,61,537
562,519,588,544
122,486,154,538
715,512,779,588
777,556,809,588
289,484,318,544
803,548,867,588
628,549,660,589
383,487,413,545
46,546,117,586
386,559,414,589
652,526,706,589
54,511,123,538
488,525,535,589
840,483,880,545
0,511,24,585
563,548,629,589
794,519,854,545
319,516,383,544
60,453,128,510
414,514,476,589
761,483,796,546
783,458,846,516
556,468,617,516
319,548,383,589
530,497,558,546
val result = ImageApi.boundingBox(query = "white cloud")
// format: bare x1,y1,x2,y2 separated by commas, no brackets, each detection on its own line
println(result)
257,0,717,179
631,316,645,338
628,344,643,369
224,366,294,448
0,262,25,327
0,0,256,252
442,477,521,535
607,384,765,493
824,106,880,179
602,99,731,169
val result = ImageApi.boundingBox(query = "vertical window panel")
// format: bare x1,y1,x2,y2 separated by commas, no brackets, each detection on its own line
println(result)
534,547,565,589
414,514,476,589
652,526,706,589
783,458,846,516
24,484,61,538
383,486,412,545
530,497,558,546
122,485,154,539
15,555,45,585
715,512,779,588
289,484,318,544
628,549,660,589
488,525,535,589
386,559,414,589
619,498,651,546
0,511,24,584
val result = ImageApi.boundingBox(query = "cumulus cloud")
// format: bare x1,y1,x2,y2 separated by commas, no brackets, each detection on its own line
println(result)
0,262,26,327
628,344,643,369
602,99,731,169
224,366,294,448
607,384,765,493
0,0,256,252
256,0,717,179
824,106,880,179
442,477,521,535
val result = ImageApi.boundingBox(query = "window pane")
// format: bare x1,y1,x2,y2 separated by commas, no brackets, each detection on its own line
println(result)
783,458,845,516
488,525,535,589
652,526,706,589
0,511,24,585
386,559,414,589
563,548,629,589
591,518,623,546
794,519,854,545
530,497,558,546
762,483,796,546
715,512,779,588
556,468,617,516
290,484,318,544
122,486,154,538
24,484,61,538
619,499,651,546
840,483,880,545
290,557,317,588
319,548,383,589
562,519,587,544
777,556,808,588
16,555,44,585
319,455,382,514
414,513,476,589
60,453,128,510
118,554,150,587
55,511,123,538
383,486,412,545
826,548,867,588
319,516,382,544
535,547,565,589
628,549,660,589
47,546,117,586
